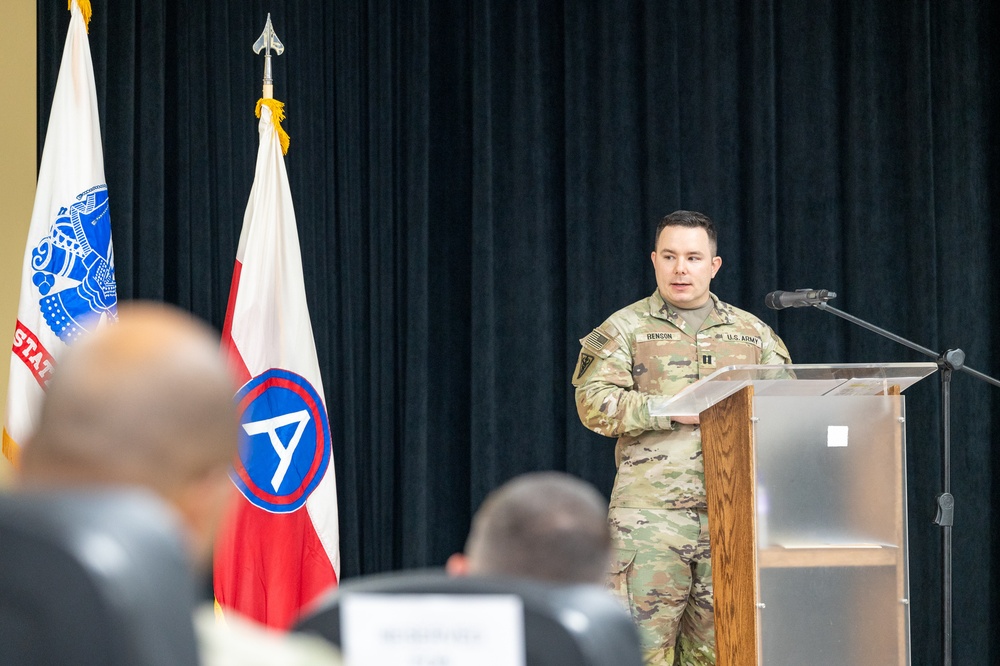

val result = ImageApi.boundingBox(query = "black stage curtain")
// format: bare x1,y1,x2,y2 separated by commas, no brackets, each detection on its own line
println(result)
38,1,999,662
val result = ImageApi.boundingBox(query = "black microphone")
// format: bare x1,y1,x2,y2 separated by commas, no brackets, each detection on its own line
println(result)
765,289,837,310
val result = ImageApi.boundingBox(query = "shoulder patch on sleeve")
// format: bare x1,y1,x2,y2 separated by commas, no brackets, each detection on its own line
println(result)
574,352,597,381
583,329,610,350
580,323,621,358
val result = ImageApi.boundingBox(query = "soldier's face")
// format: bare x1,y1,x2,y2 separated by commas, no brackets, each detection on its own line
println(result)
650,226,721,309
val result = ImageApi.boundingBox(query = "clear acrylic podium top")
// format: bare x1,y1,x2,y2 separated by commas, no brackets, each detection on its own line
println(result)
648,363,938,417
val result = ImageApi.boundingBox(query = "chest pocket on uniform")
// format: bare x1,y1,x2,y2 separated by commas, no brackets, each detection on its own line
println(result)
710,332,766,366
632,332,693,393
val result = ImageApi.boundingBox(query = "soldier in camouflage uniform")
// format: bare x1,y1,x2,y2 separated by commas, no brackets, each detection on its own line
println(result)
572,211,790,665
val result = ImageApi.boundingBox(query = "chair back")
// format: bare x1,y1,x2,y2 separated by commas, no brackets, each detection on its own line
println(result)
0,489,200,666
295,569,643,666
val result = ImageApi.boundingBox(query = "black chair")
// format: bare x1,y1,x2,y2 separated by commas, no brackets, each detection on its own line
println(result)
294,569,643,666
0,488,200,666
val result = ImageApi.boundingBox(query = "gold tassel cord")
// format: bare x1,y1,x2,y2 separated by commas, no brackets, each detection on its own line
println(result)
2,429,22,469
213,599,228,625
69,0,93,31
256,98,291,155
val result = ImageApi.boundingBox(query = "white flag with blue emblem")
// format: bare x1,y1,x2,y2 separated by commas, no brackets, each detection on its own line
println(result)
214,97,341,629
3,0,117,465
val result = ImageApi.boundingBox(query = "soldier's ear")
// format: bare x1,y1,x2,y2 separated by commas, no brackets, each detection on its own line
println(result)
711,255,722,278
445,552,470,577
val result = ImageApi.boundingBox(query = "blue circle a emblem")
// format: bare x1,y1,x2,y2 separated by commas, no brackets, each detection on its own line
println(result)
231,368,332,513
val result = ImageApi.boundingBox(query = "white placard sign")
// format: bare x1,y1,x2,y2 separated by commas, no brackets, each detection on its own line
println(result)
341,593,526,666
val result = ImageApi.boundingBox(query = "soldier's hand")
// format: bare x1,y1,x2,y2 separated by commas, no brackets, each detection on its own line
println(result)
672,414,700,425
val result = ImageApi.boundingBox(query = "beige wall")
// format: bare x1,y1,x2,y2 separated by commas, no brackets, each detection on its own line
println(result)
1,0,36,482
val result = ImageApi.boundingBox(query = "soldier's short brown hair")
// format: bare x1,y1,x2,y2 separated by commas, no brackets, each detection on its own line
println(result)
464,472,611,584
654,210,718,254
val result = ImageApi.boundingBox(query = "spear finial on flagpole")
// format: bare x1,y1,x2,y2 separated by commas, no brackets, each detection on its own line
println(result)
253,14,285,100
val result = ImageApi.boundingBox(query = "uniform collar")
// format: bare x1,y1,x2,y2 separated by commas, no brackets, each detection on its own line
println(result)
648,290,734,330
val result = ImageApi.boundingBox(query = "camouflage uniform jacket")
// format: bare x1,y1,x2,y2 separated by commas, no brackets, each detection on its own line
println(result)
573,290,791,510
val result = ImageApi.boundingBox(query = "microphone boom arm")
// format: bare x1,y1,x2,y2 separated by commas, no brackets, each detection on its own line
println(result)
814,302,1000,387
795,298,1000,666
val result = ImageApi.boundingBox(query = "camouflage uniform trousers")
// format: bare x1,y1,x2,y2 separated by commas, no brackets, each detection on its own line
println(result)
607,506,715,666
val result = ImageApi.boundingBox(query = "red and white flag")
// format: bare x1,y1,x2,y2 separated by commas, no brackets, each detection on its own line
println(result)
213,98,340,629
3,0,117,465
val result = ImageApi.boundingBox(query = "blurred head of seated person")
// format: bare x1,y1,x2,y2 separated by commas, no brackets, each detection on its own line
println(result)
17,301,343,665
446,471,611,585
18,301,238,572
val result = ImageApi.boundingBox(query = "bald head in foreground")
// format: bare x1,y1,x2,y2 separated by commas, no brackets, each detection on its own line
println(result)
20,301,239,570
19,302,344,664
446,471,612,585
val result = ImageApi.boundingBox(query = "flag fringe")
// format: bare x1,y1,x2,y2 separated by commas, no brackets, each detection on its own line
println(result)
256,98,291,155
69,0,93,30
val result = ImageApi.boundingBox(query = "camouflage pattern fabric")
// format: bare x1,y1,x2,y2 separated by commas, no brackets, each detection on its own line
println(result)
573,290,791,509
607,507,714,665
574,290,791,664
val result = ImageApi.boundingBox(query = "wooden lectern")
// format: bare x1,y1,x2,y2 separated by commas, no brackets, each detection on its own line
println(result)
649,363,937,666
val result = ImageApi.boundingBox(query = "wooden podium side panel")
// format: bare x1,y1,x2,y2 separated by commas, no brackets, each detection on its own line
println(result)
701,386,758,666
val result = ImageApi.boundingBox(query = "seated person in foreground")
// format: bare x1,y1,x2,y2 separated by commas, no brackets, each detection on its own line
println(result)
18,301,341,666
446,471,612,585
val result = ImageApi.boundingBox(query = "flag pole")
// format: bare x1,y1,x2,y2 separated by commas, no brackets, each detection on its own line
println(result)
253,14,284,100
214,13,340,629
